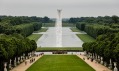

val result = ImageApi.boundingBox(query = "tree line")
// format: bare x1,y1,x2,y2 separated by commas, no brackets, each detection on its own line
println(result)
0,16,52,25
83,33,119,70
76,23,119,38
74,15,119,70
0,34,37,71
15,22,42,37
0,15,45,71
68,15,119,24
0,16,44,37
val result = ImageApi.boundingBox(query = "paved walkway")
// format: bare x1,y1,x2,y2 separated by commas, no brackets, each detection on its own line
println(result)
11,55,42,71
77,54,112,71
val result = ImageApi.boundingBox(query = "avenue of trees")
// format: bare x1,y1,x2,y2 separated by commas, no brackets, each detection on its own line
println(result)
0,15,48,70
76,23,119,38
15,22,42,37
75,15,119,38
68,15,119,24
74,15,119,70
83,33,119,69
0,16,53,37
0,34,37,71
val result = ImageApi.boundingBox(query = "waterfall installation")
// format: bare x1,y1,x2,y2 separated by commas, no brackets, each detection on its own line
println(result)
55,9,62,47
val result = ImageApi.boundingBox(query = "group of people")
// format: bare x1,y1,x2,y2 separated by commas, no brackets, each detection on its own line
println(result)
25,58,35,65
30,58,35,63
25,52,44,65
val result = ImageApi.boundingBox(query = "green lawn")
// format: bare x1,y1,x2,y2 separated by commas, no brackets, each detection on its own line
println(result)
27,34,42,41
76,34,95,42
70,27,81,32
34,28,48,33
26,55,95,71
36,47,83,51
42,23,55,27
62,23,76,27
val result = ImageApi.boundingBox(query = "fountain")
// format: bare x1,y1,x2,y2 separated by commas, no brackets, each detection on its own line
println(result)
55,9,62,47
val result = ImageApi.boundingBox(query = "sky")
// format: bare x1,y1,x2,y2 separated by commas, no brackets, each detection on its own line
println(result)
0,0,119,18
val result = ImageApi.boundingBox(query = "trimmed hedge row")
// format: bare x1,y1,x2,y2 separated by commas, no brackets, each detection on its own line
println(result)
15,22,42,37
76,23,119,38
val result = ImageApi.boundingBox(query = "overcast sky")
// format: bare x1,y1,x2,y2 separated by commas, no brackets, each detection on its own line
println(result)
0,0,119,18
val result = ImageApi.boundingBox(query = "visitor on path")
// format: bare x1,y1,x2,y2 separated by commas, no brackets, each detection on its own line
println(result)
83,57,85,60
30,59,32,63
25,61,27,65
34,58,35,61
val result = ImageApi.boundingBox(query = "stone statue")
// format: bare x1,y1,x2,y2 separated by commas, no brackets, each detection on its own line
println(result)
108,59,112,69
9,59,12,69
4,62,7,71
20,56,23,62
100,57,103,64
114,62,118,71
14,57,16,66
17,57,20,64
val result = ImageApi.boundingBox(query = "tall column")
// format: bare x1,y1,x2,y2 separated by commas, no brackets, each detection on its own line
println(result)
9,59,12,69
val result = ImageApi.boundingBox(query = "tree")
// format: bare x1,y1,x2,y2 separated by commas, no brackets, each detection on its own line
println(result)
112,15,119,23
43,16,50,23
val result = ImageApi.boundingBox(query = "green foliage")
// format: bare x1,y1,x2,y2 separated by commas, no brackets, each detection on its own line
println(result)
33,22,42,31
14,22,42,37
76,22,86,31
0,34,37,70
42,16,50,23
112,15,119,23
0,23,16,35
76,23,119,38
15,23,34,37
83,33,119,69
67,16,119,24
68,17,79,23
84,24,110,38
0,16,52,25
34,28,48,33
27,55,95,71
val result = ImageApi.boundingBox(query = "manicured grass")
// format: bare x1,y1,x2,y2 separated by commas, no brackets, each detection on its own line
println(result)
34,28,48,33
26,55,95,71
70,27,81,32
62,23,76,27
27,34,42,41
36,47,83,51
42,23,55,27
76,34,96,42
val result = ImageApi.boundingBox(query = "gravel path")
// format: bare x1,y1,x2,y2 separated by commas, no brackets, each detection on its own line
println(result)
11,55,42,71
77,54,112,71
